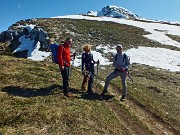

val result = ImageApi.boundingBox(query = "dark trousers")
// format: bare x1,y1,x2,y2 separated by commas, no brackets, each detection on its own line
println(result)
60,66,70,94
87,70,94,92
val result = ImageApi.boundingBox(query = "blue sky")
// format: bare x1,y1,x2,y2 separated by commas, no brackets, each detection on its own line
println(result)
0,0,180,32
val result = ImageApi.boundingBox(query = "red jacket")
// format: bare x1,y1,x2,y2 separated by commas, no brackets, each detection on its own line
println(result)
58,43,71,67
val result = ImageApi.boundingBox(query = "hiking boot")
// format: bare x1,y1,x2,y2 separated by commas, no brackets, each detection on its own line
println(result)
120,95,126,102
100,89,107,96
64,92,74,97
99,92,106,100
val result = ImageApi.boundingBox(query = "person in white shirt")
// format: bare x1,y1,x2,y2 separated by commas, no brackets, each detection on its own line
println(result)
100,44,130,101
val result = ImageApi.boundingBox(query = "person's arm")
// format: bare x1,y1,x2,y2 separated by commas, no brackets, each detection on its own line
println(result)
70,54,75,57
70,53,76,61
113,54,116,68
92,56,99,65
58,45,64,70
92,55,95,63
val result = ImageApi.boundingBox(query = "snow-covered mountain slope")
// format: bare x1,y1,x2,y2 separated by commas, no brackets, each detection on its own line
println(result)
52,15,180,72
86,11,98,16
86,5,138,19
53,15,180,48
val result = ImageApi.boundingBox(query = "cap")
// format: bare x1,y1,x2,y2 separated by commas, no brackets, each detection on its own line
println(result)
116,44,123,48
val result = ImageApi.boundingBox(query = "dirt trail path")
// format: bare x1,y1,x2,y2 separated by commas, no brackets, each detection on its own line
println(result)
96,79,177,135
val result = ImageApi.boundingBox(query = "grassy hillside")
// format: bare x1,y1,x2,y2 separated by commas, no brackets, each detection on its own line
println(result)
0,55,179,135
8,18,180,52
1,17,180,135
98,64,180,134
0,55,154,135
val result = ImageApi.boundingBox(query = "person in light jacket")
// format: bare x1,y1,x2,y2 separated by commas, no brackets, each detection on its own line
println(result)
100,44,130,101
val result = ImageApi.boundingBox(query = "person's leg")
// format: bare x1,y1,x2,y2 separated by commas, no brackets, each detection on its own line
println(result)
101,71,119,95
87,71,94,94
60,67,71,96
120,72,127,101
81,73,89,92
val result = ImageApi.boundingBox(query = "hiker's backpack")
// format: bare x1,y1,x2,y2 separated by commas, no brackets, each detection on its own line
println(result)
115,53,130,66
49,44,59,64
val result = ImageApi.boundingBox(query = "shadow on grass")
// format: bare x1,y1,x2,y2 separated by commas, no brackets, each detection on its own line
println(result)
79,93,115,101
1,85,63,98
1,85,114,101
70,88,83,94
80,93,100,100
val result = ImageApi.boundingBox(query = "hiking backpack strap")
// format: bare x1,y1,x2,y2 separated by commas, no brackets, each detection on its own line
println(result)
115,53,126,62
115,53,129,65
115,54,118,62
123,53,127,65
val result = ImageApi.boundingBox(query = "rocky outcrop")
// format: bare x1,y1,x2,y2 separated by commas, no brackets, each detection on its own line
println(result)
0,25,49,57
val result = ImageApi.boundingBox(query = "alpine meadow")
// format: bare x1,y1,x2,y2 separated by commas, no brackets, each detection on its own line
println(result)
0,5,180,135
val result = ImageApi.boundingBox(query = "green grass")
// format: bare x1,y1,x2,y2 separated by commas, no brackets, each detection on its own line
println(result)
0,55,154,135
98,64,180,133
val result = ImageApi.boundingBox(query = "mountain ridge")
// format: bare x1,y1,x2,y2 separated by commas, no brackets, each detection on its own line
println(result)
86,5,139,19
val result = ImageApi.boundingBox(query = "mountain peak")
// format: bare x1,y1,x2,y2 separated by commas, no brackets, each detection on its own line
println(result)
87,5,139,19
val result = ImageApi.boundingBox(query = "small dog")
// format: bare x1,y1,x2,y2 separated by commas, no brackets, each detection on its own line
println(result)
81,71,90,92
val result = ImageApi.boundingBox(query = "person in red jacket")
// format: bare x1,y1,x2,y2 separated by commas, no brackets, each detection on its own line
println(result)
58,37,75,97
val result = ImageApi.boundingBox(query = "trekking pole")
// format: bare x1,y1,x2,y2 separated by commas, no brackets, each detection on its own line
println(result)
72,53,76,67
96,59,100,89
125,70,134,82
72,46,81,67
69,46,81,81
69,49,77,83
